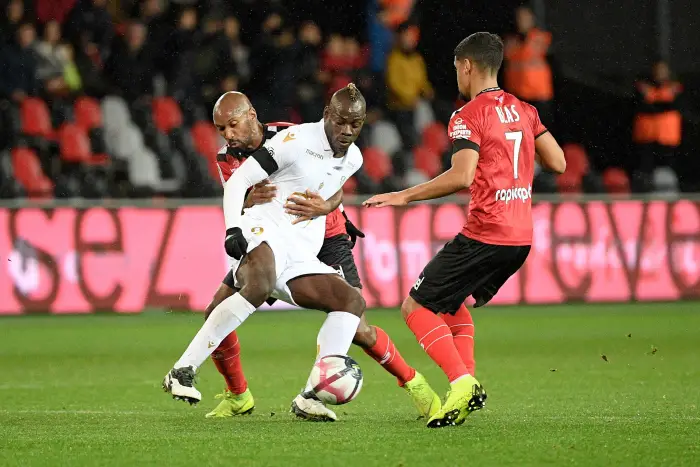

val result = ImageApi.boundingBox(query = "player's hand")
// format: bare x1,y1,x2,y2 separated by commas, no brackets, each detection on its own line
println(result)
362,192,409,208
244,180,276,209
285,190,330,224
345,218,365,248
224,227,248,260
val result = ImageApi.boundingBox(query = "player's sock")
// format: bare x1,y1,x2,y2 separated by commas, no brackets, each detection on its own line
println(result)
441,305,476,376
304,311,361,392
211,331,248,395
405,307,469,383
362,326,416,386
174,293,256,371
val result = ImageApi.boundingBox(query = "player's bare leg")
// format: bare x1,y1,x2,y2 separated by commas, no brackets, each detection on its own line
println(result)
203,282,255,417
163,245,276,405
352,311,441,418
402,296,486,428
288,274,365,422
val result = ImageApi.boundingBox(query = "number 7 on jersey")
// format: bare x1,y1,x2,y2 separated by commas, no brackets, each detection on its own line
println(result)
505,131,523,180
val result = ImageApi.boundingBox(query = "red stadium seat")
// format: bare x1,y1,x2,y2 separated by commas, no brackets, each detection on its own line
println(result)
20,97,53,139
562,143,590,177
342,175,358,194
191,121,220,157
414,145,441,178
362,146,391,182
602,168,630,194
74,96,103,130
11,147,53,198
557,171,583,193
152,97,183,133
58,123,107,165
421,122,449,155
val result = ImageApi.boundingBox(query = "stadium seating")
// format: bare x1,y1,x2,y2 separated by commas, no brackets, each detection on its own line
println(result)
413,145,441,178
11,147,53,198
421,122,449,156
362,146,392,182
58,123,108,165
602,168,631,194
190,121,224,182
20,98,54,140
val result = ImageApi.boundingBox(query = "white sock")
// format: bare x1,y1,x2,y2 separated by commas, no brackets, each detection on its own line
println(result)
304,312,361,392
174,293,256,371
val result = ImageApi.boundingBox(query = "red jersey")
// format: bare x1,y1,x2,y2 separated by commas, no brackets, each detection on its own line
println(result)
448,87,547,246
216,123,346,239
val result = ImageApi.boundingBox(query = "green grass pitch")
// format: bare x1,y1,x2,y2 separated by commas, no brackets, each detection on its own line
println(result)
1,303,699,466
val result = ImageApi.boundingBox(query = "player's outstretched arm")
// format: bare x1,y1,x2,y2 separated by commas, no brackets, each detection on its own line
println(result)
285,188,343,224
535,132,566,174
363,149,478,207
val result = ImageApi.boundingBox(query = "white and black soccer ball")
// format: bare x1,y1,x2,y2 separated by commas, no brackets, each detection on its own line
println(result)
309,355,363,405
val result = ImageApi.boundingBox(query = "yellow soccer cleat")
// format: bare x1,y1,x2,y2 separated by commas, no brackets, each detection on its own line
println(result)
426,375,487,428
204,388,255,418
403,372,442,419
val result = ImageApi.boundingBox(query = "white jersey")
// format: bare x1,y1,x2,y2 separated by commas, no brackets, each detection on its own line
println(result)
240,120,362,255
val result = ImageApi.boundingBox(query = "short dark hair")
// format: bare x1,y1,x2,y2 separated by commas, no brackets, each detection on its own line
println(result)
454,32,504,74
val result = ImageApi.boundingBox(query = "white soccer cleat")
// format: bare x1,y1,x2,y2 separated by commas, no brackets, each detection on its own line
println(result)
163,366,202,405
290,392,338,422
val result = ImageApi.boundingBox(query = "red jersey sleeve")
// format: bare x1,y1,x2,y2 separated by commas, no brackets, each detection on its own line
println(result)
448,107,484,154
528,104,548,139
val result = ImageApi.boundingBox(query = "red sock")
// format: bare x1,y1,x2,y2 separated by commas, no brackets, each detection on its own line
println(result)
442,304,476,376
362,326,416,386
210,331,248,395
405,307,469,383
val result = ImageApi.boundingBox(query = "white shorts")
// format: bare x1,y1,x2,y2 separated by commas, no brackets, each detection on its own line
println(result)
228,215,339,306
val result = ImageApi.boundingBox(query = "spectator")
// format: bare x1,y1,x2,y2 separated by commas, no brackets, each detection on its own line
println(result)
63,0,115,65
503,6,554,125
160,7,198,98
34,20,73,97
296,21,325,122
632,60,683,178
385,23,432,167
0,23,40,102
194,15,236,110
136,0,170,55
1,0,26,47
104,21,153,102
222,16,250,84
367,0,416,74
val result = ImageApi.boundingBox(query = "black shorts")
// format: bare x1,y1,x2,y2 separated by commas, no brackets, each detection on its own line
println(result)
316,234,362,289
221,234,362,291
409,233,530,315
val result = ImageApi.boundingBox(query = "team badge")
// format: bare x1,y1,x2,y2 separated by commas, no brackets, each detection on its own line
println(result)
251,227,264,235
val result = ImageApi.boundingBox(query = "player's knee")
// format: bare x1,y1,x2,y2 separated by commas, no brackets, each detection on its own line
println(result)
401,296,419,322
343,288,366,318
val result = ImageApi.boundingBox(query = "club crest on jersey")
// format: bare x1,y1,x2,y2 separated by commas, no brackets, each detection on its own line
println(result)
318,182,324,190
251,227,264,235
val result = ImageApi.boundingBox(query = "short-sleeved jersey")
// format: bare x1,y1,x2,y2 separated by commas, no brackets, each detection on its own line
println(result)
448,87,547,246
243,120,363,255
216,122,347,239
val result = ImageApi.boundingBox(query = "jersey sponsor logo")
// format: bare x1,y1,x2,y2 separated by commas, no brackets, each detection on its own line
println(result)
251,226,264,235
449,124,472,140
413,275,424,291
495,184,532,204
283,133,296,143
306,149,324,160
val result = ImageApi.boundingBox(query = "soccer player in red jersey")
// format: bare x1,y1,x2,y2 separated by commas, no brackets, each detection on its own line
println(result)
202,91,440,420
365,32,566,428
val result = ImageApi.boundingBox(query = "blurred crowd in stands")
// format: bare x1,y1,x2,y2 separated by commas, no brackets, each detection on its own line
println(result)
0,0,694,199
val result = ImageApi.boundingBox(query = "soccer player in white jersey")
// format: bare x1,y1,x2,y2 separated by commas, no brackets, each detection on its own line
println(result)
164,85,370,421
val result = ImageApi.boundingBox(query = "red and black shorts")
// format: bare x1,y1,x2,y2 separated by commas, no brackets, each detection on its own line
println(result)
222,233,362,291
409,233,530,315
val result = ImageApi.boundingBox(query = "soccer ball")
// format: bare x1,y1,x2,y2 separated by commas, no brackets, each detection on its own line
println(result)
309,355,363,405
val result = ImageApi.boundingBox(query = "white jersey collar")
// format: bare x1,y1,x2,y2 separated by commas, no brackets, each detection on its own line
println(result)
315,119,332,152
